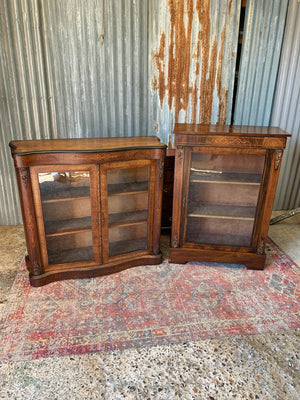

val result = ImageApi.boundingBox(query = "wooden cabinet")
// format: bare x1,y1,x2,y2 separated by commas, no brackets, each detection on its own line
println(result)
169,124,291,269
10,137,166,286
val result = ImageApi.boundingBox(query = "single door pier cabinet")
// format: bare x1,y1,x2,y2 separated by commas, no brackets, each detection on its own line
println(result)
169,124,291,269
10,137,166,287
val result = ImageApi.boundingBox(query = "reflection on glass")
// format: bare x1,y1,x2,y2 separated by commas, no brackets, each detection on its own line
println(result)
107,166,149,257
186,153,265,247
38,171,93,265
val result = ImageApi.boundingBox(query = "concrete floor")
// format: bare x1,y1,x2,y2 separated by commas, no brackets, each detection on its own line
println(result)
0,212,299,399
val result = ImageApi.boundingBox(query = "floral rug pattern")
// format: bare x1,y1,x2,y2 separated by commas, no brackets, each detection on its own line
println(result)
0,238,299,362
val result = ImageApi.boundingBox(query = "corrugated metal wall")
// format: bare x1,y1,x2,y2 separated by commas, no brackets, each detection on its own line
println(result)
150,0,241,145
1,0,152,224
1,0,241,224
0,0,298,224
271,0,300,210
233,0,289,126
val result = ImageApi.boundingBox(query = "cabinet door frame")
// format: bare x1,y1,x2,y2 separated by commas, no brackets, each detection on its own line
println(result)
30,163,101,271
177,146,267,251
100,159,156,263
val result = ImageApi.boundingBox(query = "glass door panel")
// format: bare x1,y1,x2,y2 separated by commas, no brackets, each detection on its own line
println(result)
106,166,149,257
38,171,94,265
185,152,265,247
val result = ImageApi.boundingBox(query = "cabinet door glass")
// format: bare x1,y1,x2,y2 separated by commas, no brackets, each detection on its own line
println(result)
38,171,94,264
185,152,265,247
107,166,149,257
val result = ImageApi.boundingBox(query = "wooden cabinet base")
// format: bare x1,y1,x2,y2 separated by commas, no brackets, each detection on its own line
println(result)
169,248,265,270
27,253,162,287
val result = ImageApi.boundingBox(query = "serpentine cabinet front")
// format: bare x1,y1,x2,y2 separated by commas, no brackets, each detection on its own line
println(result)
10,137,166,286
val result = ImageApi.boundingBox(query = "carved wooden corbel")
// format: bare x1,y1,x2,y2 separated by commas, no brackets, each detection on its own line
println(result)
177,146,184,162
19,167,29,189
275,150,283,170
171,234,179,248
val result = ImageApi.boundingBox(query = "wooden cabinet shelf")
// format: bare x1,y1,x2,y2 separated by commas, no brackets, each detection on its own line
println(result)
39,180,90,202
108,211,148,229
170,123,290,269
10,137,166,286
48,246,94,265
109,238,147,257
187,204,256,220
44,216,92,236
190,170,261,185
107,181,148,195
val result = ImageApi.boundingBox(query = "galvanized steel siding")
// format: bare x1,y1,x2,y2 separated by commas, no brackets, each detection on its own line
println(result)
41,0,150,138
1,0,152,224
1,0,241,224
1,0,51,225
150,0,241,146
3,1,297,224
271,1,300,210
233,0,289,126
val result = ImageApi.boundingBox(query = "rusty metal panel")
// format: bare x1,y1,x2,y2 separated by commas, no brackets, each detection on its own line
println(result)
271,1,300,210
150,0,241,146
233,0,289,126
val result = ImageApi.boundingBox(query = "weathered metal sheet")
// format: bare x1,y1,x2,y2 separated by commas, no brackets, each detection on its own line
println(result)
150,0,241,146
0,0,152,224
271,0,300,210
233,0,289,126
0,0,241,224
0,0,51,225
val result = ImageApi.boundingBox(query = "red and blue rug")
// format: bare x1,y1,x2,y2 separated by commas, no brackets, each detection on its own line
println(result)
0,238,299,362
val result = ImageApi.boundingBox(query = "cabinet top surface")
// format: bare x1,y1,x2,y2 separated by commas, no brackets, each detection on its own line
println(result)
10,136,166,155
174,123,291,137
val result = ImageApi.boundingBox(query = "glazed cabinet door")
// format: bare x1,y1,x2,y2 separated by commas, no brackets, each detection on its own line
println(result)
182,147,266,249
31,164,101,270
100,160,155,260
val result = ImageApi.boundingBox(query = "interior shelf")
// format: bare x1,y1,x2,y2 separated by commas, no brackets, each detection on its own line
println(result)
44,216,92,236
40,184,90,202
186,232,252,247
48,246,94,265
109,237,147,257
190,170,261,185
188,204,257,220
108,210,148,227
108,181,148,195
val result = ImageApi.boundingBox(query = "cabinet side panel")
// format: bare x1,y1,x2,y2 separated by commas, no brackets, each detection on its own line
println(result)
252,149,284,253
15,166,43,275
152,158,164,254
171,146,185,248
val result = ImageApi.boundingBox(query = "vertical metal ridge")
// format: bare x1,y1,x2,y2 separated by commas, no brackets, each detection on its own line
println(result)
1,0,52,224
271,1,300,210
2,0,296,224
233,0,289,126
150,0,240,145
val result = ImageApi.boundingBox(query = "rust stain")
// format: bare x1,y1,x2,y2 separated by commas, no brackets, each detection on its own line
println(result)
216,24,227,124
218,87,228,124
152,0,230,124
167,0,194,116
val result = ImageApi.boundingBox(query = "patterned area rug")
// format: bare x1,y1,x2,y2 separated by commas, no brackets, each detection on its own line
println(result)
0,238,299,362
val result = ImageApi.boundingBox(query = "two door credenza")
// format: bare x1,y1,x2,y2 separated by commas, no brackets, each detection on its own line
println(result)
10,137,166,286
